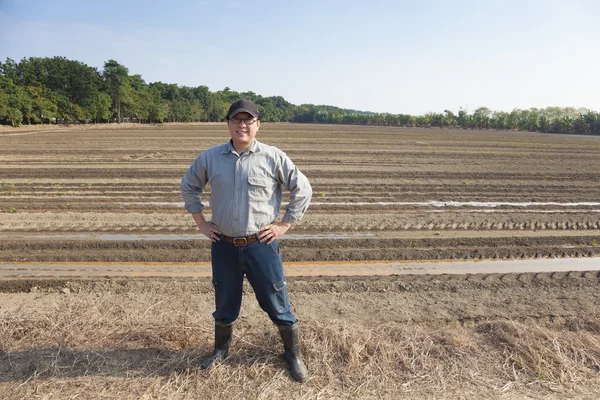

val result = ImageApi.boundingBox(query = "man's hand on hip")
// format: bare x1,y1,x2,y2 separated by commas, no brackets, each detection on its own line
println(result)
259,222,291,244
192,212,221,242
199,221,222,242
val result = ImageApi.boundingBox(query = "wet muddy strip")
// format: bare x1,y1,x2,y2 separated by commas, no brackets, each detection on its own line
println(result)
2,236,600,262
0,257,599,279
0,233,377,241
112,201,600,208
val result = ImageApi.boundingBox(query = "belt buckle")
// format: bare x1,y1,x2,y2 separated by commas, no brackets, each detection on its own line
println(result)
233,237,248,246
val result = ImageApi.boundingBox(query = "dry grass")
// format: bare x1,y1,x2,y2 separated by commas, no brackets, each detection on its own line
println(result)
1,291,600,399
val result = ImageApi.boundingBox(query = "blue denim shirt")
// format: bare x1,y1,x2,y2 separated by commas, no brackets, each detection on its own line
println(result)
181,139,312,237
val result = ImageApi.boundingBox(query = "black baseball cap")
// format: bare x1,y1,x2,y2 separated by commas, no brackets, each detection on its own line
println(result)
226,99,260,120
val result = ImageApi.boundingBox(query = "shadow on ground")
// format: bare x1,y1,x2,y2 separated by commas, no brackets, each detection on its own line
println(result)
0,346,280,382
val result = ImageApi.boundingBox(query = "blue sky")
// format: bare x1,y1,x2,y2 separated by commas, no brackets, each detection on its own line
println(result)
1,0,599,114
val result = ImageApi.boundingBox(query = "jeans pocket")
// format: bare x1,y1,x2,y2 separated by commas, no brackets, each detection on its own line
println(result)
273,279,290,314
268,240,281,257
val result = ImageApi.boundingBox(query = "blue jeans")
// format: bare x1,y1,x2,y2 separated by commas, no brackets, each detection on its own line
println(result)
211,238,297,326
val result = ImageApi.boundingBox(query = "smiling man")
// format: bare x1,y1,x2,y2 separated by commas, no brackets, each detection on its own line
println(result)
181,99,312,382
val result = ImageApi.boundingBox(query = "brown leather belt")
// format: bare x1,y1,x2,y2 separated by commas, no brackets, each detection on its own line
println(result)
221,234,259,246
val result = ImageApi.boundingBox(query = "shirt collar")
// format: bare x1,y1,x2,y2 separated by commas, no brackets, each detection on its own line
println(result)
222,139,260,154
222,141,234,154
247,139,259,153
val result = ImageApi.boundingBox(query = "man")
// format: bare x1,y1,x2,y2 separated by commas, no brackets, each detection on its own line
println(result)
181,99,312,382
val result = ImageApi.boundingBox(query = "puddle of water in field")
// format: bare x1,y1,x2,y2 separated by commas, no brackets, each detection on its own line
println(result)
433,209,600,213
1,257,599,278
120,201,600,209
0,233,378,241
0,129,70,137
312,201,600,207
123,202,186,207
384,257,600,275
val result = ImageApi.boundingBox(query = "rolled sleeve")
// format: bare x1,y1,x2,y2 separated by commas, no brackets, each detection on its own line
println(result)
278,153,312,223
180,153,208,214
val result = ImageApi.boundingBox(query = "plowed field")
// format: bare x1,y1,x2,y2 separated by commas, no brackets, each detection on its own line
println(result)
2,123,600,263
1,123,600,399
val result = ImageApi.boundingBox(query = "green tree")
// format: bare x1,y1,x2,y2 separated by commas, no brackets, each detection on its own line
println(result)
192,85,210,111
16,57,101,108
5,106,22,126
473,107,492,129
443,110,457,126
0,88,8,119
457,108,468,127
0,76,29,126
573,114,586,134
18,87,35,124
147,87,168,123
0,82,23,126
0,58,18,81
206,92,229,121
87,92,112,123
582,112,599,134
25,86,58,124
103,60,130,123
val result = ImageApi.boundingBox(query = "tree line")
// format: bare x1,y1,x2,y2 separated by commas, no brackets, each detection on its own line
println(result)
1,56,599,135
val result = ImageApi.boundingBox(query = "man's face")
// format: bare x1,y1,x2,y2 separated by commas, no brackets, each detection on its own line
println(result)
228,112,260,150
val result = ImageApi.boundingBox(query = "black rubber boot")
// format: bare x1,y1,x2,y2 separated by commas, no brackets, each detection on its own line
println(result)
201,321,233,369
278,323,308,382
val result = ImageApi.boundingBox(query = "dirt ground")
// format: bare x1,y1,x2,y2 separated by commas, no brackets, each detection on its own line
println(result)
1,123,600,399
2,123,600,262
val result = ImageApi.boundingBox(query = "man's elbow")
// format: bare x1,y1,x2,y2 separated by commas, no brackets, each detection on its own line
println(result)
305,184,313,201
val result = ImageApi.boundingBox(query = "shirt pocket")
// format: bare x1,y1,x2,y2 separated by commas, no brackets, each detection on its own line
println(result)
248,176,275,202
